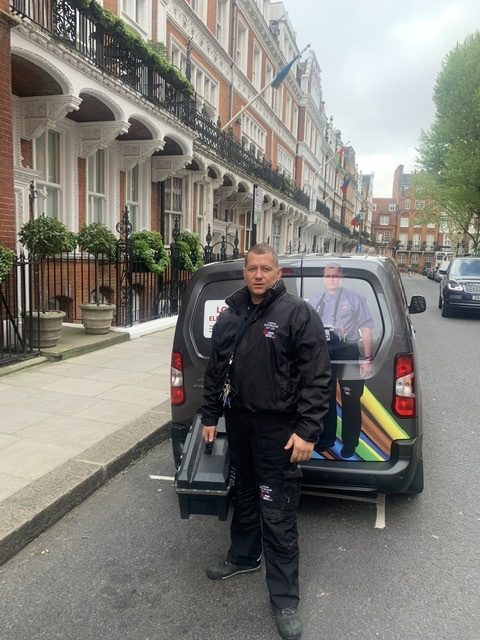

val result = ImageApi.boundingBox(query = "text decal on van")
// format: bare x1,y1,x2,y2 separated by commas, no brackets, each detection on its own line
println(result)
204,300,228,337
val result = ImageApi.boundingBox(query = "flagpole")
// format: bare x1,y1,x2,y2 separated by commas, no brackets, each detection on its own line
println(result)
221,44,311,132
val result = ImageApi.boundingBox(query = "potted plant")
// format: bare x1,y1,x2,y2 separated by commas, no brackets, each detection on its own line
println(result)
176,230,204,272
0,244,15,286
130,230,170,274
18,214,76,347
77,222,118,334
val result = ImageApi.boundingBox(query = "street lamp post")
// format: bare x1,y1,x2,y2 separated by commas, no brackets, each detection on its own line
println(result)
356,208,366,253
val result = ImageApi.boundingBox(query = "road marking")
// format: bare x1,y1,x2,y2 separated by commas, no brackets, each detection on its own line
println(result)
149,475,175,481
374,493,386,529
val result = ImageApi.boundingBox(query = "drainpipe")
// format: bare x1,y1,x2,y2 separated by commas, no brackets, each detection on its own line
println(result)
228,0,238,125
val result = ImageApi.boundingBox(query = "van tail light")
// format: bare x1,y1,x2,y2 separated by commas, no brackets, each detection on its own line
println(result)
171,351,185,405
393,353,416,417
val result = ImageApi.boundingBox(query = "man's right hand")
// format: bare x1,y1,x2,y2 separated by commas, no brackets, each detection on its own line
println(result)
202,425,217,443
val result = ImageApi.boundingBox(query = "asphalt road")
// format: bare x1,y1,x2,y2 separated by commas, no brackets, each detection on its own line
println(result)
1,274,479,640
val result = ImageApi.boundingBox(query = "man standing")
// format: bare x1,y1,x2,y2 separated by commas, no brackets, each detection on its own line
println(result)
201,244,331,640
309,263,374,458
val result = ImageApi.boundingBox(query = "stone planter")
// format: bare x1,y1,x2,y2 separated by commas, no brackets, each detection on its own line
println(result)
80,303,116,335
23,310,66,348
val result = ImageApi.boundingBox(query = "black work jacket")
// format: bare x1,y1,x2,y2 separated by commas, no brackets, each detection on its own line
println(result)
201,280,332,443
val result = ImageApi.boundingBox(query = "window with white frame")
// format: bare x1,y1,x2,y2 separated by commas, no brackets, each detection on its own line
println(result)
126,164,140,231
217,0,230,50
399,217,409,227
171,41,218,116
426,233,434,248
284,92,292,128
413,233,420,248
277,146,293,178
171,41,186,74
241,114,265,157
87,149,106,224
190,0,206,21
252,44,262,90
292,104,298,137
411,253,419,264
388,203,396,212
399,232,408,247
379,215,389,225
427,222,435,228
164,176,183,243
398,253,406,265
272,217,282,252
405,199,411,210
274,84,283,118
265,63,273,107
235,18,247,73
382,231,390,243
415,199,425,210
34,128,61,219
121,0,151,37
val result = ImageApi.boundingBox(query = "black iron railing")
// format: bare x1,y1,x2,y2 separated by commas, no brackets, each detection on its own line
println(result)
10,0,310,210
0,253,41,367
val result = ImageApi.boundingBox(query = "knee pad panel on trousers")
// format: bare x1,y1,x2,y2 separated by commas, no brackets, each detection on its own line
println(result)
231,488,260,527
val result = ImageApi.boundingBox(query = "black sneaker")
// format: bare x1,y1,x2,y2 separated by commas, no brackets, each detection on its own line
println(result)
340,445,356,458
206,559,261,580
272,607,303,640
315,439,335,452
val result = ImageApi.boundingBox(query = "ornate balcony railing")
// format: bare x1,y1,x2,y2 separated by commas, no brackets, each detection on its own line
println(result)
10,0,310,209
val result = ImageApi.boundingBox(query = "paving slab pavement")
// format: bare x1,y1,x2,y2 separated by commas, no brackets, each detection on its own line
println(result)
0,320,177,567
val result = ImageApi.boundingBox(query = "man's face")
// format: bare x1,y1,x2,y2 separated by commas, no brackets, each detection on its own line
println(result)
243,251,282,303
323,268,342,293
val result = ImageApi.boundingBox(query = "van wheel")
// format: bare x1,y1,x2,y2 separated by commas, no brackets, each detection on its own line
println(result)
441,301,452,317
404,460,424,494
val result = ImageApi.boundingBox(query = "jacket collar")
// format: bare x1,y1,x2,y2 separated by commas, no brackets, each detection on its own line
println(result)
226,279,286,313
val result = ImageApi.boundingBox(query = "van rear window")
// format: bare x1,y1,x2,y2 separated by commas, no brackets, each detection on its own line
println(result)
303,274,384,362
191,273,384,364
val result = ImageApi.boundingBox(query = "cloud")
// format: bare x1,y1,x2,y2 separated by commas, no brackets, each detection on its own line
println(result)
281,0,480,196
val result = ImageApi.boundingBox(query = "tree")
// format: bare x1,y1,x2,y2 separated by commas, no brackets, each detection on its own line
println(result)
416,32,480,254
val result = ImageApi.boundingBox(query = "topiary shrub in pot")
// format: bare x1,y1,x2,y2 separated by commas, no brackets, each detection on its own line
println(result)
77,222,118,334
176,230,204,272
130,230,170,274
18,214,77,347
0,244,15,286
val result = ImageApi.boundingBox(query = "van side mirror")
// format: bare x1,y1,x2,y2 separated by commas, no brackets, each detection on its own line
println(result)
438,268,447,275
409,295,426,314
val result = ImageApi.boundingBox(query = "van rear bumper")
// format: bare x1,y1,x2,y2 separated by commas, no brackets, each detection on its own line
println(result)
172,421,422,494
300,437,423,494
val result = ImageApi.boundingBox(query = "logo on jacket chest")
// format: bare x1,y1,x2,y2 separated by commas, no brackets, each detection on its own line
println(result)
263,321,279,339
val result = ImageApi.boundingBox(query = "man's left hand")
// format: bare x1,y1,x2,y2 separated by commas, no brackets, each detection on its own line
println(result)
284,433,314,463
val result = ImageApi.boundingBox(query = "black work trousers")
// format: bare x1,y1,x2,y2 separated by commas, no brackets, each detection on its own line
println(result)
322,373,364,450
225,408,302,611
319,342,364,451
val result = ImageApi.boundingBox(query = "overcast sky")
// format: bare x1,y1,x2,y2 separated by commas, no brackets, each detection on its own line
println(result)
280,0,480,197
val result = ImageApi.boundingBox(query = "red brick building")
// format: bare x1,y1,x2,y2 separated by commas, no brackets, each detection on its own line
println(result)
372,165,450,271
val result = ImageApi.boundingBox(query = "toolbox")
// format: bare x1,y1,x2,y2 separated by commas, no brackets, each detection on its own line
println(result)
175,415,233,520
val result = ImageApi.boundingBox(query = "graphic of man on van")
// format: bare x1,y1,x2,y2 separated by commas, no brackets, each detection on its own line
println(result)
309,264,374,458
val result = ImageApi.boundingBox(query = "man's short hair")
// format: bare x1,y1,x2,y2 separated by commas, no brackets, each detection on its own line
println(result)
245,243,279,267
324,263,343,276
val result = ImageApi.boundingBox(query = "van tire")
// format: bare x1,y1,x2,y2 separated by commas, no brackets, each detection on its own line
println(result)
404,460,424,494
